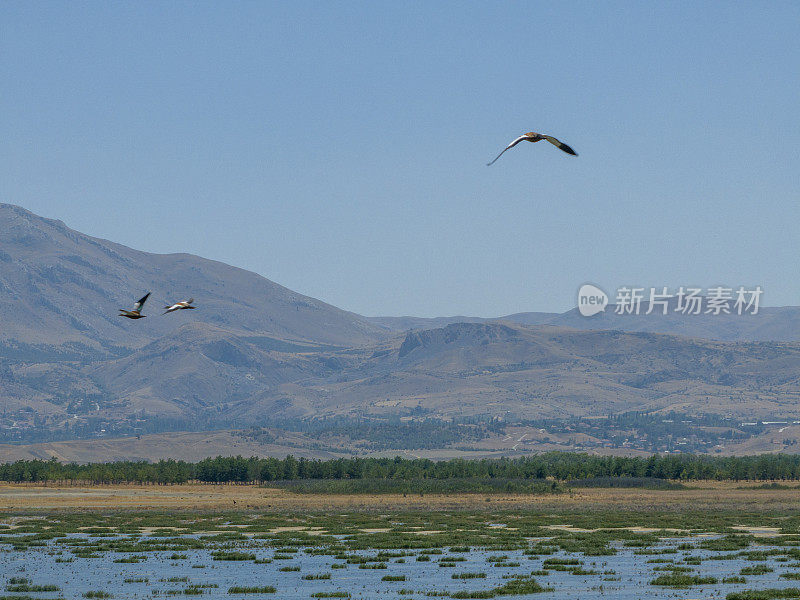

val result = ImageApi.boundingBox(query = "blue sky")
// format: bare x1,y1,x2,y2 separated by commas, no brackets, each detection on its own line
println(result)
2,2,799,317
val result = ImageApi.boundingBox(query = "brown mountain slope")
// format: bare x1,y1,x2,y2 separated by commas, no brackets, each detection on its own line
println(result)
217,322,800,424
5,320,800,443
0,203,386,361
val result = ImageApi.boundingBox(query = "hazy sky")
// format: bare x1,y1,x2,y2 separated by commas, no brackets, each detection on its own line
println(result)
2,2,799,317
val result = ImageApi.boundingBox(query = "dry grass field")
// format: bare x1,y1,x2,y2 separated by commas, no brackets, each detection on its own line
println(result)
1,480,799,513
0,430,350,462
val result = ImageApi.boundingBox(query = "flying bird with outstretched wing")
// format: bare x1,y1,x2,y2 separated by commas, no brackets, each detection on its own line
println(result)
163,298,196,315
487,131,577,166
119,292,151,319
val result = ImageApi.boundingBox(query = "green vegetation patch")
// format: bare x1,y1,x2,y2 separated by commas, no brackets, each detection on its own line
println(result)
741,565,774,576
650,574,718,588
211,551,256,561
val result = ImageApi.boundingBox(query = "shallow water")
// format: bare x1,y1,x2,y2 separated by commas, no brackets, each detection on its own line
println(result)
2,534,800,599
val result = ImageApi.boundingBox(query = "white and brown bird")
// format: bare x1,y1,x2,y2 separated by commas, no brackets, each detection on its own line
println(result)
119,292,151,319
163,298,196,315
487,131,577,165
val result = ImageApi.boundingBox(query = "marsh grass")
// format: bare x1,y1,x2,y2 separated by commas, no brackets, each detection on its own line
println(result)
4,584,60,592
449,575,551,598
358,562,387,569
650,574,718,588
211,551,256,561
741,565,774,576
5,506,800,599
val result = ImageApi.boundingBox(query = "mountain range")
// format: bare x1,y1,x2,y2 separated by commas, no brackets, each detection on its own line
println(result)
369,304,800,343
3,202,800,455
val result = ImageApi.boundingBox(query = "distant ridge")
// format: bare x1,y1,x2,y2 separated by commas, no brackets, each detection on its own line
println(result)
368,312,556,333
368,303,800,343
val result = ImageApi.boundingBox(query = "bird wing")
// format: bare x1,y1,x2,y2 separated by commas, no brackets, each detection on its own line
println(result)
543,135,578,156
186,298,194,305
134,292,151,312
487,135,529,166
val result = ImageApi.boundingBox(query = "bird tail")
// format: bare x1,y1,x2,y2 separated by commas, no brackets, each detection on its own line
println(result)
486,146,511,167
487,148,508,166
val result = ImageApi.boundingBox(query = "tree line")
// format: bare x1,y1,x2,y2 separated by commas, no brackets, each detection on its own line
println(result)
4,452,800,484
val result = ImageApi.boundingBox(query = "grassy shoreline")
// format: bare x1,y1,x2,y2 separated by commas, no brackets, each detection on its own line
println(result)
1,480,800,514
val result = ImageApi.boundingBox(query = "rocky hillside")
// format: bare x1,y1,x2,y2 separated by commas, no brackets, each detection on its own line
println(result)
0,203,386,362
4,203,800,447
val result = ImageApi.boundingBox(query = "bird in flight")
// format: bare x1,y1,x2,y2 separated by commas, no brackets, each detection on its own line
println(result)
487,132,578,166
163,298,196,315
119,292,151,319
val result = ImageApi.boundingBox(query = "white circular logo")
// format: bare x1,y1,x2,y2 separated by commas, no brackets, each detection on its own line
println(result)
577,284,608,317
